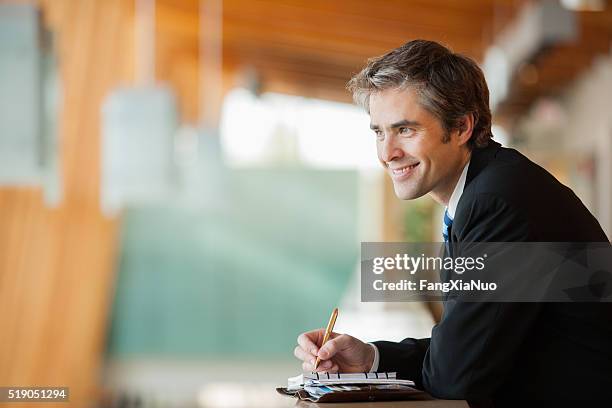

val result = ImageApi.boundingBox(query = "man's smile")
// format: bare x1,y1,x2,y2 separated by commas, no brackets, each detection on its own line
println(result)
389,162,420,180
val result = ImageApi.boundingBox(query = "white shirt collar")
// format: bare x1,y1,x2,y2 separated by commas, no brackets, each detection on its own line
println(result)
446,161,470,220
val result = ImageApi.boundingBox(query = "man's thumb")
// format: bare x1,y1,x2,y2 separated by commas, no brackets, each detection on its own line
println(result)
318,334,349,359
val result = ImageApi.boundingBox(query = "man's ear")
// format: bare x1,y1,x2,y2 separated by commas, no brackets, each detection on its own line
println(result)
455,113,475,147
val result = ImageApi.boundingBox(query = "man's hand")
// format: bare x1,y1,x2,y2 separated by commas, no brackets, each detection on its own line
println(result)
294,329,375,373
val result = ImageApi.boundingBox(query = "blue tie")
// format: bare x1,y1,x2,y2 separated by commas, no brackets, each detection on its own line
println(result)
442,209,453,243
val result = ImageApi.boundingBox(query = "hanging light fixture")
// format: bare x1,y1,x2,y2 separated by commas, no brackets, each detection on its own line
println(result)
100,0,178,215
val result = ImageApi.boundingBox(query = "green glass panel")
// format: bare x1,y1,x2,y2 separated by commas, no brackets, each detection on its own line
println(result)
107,168,358,357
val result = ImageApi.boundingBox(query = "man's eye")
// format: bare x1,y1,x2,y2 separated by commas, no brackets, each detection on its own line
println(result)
399,127,414,136
374,130,384,139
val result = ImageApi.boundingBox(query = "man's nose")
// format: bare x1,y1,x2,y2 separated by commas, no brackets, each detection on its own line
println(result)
379,135,404,163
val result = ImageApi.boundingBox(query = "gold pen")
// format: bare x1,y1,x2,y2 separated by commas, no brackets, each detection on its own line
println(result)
314,307,338,370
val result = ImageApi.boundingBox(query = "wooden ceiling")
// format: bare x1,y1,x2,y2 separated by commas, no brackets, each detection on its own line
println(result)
220,0,516,99
155,0,612,126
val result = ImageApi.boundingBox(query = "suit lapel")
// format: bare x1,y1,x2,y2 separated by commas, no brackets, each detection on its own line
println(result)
451,140,502,243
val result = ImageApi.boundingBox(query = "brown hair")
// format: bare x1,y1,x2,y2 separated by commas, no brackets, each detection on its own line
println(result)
347,40,492,148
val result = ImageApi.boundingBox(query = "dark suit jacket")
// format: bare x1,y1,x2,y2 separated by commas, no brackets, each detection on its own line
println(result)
373,141,612,406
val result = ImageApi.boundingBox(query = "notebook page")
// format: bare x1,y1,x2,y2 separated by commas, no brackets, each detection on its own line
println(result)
287,372,415,390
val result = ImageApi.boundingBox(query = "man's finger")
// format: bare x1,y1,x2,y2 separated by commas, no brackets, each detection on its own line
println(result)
297,330,323,354
302,360,316,372
319,360,332,369
318,334,350,360
294,346,315,362
314,359,332,372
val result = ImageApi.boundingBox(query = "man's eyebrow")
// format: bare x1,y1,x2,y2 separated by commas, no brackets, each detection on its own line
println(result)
390,119,420,128
370,119,420,130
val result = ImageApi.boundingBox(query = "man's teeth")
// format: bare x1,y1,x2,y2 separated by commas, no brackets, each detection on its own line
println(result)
392,163,419,174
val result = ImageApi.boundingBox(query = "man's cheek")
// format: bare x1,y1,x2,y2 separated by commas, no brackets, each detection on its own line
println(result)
376,149,386,166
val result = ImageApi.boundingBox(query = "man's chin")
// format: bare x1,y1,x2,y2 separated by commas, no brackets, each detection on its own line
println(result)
393,184,426,200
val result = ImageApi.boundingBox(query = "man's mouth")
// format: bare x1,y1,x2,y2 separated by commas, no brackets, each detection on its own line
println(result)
390,162,420,177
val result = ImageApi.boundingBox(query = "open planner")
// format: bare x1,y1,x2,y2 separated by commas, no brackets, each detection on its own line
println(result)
277,372,422,403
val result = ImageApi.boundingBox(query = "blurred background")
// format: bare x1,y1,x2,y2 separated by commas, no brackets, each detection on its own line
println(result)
0,0,611,407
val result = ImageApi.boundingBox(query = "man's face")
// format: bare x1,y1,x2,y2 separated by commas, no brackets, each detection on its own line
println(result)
369,87,468,203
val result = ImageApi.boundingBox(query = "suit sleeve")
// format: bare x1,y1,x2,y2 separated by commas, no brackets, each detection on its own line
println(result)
377,194,542,400
373,337,430,385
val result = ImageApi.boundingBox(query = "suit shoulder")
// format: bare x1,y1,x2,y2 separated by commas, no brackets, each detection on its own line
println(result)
467,147,566,203
458,146,608,241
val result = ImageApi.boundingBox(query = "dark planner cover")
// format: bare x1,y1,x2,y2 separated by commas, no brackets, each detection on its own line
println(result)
276,384,425,403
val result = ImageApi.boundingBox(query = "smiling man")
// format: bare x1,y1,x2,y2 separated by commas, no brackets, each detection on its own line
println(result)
369,86,472,204
293,40,612,406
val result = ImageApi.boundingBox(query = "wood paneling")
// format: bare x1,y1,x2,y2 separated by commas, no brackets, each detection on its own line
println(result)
0,0,133,406
157,0,608,123
156,0,524,102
